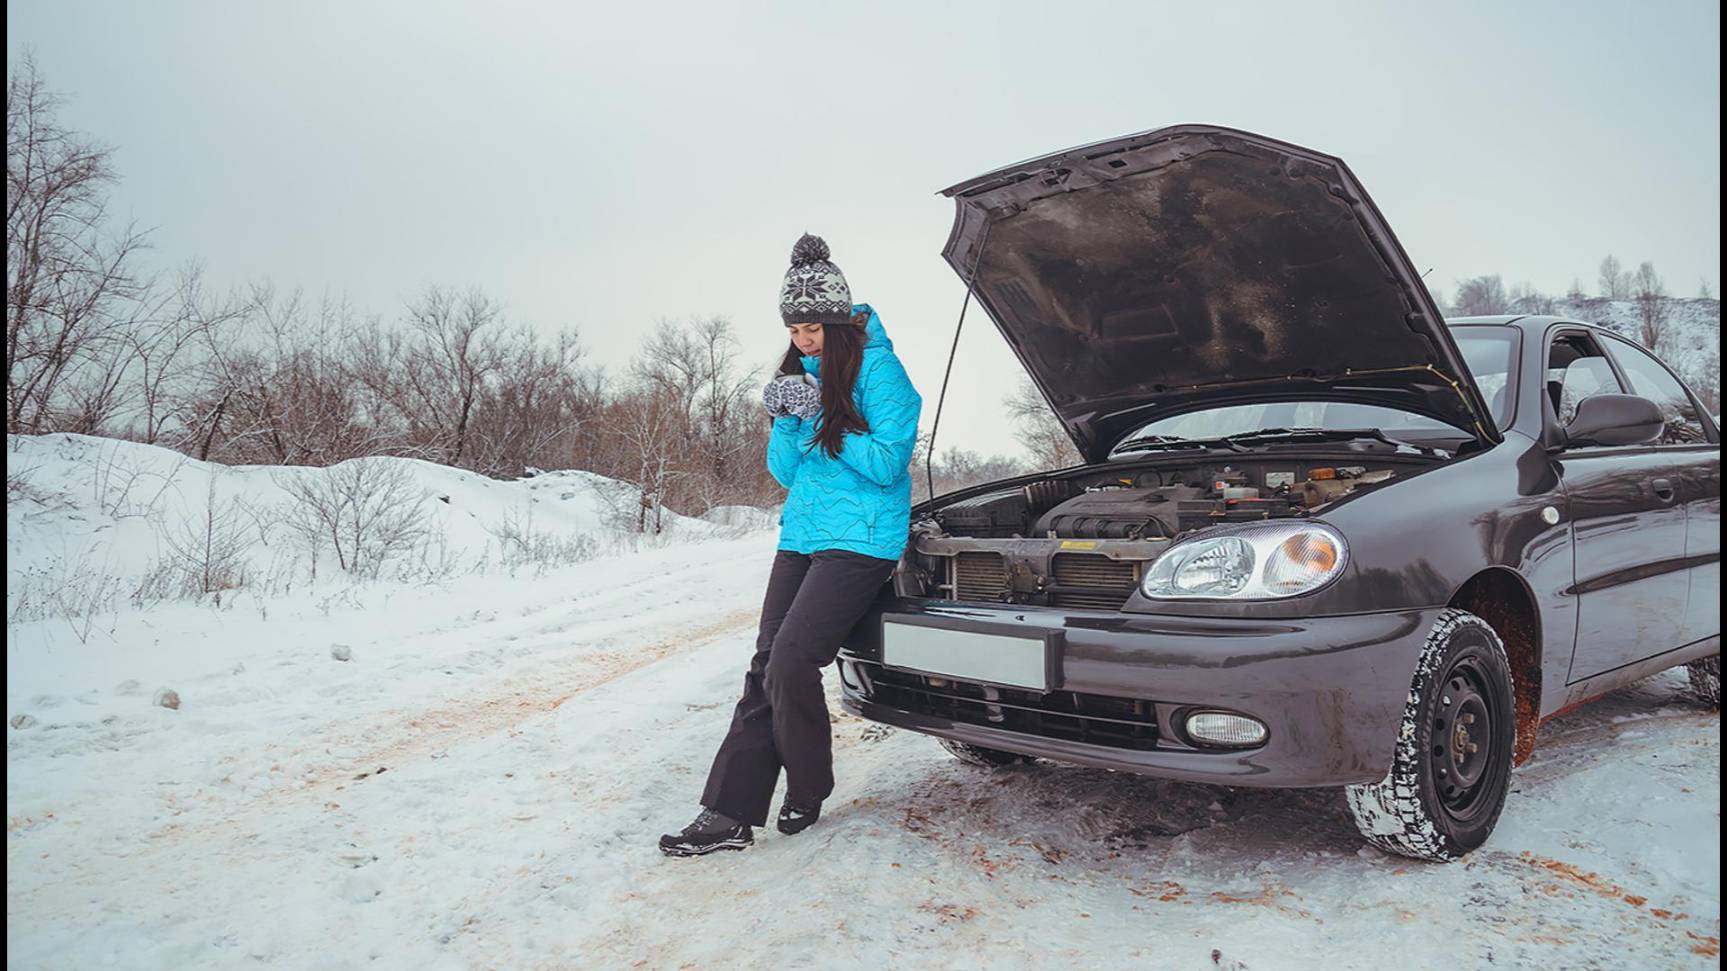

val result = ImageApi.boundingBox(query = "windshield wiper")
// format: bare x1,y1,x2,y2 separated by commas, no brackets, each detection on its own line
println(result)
1222,427,1448,457
1111,434,1246,455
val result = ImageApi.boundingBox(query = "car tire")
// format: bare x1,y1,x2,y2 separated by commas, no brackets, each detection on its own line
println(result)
938,737,1035,767
1344,608,1517,862
1685,655,1721,708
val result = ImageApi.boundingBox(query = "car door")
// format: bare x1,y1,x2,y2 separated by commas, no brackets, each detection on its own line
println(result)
1598,333,1720,651
1550,330,1691,683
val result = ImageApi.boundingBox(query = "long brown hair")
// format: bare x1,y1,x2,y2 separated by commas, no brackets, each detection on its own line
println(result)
778,310,871,458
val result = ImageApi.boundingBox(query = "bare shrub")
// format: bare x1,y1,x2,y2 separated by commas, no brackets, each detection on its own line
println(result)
7,551,125,643
486,502,600,576
162,478,250,596
275,458,428,578
129,555,179,610
390,522,470,584
6,459,43,503
90,438,184,518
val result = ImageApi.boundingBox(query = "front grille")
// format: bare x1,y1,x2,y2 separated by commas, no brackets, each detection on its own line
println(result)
1050,553,1140,610
951,552,1009,602
857,662,1159,750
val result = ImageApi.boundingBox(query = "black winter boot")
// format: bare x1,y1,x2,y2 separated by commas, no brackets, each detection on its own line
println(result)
777,798,821,836
659,807,753,857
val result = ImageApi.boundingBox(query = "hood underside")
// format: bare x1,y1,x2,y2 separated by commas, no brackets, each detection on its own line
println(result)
938,125,1500,462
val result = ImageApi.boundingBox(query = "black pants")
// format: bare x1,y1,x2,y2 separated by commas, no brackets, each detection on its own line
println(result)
700,548,898,827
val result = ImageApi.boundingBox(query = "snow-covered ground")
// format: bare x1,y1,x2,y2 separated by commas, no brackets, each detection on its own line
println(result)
6,436,1721,969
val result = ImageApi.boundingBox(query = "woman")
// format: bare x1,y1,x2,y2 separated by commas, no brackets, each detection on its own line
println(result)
659,233,922,856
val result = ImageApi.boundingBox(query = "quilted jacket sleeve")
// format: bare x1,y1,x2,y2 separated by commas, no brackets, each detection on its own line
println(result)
836,352,922,487
766,415,809,488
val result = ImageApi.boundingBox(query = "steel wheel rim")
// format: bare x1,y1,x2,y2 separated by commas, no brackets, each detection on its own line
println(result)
1429,654,1502,823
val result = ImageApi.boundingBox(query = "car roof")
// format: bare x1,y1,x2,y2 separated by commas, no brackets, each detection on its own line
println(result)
1446,315,1650,343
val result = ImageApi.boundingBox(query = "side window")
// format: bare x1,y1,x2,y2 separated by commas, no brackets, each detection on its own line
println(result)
1602,336,1708,445
1546,334,1624,425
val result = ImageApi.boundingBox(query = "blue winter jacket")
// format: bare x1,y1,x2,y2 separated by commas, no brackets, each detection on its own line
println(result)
769,304,922,561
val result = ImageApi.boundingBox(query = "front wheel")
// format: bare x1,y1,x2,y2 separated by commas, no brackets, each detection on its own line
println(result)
1345,608,1517,862
938,737,1036,767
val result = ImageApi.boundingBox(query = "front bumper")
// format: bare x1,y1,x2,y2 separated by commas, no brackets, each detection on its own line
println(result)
838,601,1441,787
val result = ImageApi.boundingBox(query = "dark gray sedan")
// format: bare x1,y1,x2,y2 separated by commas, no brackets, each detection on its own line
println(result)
836,125,1721,861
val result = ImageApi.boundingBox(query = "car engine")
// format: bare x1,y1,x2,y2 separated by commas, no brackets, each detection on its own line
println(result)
906,463,1406,609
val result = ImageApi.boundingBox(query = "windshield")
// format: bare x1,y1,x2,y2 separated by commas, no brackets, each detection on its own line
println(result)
1111,328,1518,449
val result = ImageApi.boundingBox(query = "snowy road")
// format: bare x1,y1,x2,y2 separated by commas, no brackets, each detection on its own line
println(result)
7,532,1721,970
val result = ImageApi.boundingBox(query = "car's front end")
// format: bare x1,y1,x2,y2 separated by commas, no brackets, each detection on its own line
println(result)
838,596,1444,787
833,445,1467,788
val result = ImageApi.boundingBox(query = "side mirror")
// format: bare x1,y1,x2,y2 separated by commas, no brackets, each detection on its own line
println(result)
1561,393,1664,448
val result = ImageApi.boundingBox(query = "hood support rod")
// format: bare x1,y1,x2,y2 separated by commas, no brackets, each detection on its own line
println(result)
926,219,993,506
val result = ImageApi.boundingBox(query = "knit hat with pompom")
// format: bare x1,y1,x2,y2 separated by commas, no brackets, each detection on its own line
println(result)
779,233,854,326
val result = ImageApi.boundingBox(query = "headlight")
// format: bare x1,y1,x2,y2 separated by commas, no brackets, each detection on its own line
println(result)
1142,522,1348,600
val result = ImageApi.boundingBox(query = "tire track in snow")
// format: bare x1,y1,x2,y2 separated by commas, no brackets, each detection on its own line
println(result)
142,606,760,849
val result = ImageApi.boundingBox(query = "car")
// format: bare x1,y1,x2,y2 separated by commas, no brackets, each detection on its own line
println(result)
835,124,1721,862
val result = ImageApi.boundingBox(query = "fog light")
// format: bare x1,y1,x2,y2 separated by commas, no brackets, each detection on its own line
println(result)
837,660,863,691
1184,711,1268,748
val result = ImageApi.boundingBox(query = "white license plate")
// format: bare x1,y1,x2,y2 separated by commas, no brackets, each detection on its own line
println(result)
880,619,1050,690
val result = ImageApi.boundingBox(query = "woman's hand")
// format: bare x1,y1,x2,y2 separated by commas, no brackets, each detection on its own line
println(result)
764,376,821,420
762,380,792,418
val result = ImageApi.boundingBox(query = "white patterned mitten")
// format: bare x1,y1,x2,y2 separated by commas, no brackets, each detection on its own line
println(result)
763,375,820,419
779,379,821,420
762,379,792,418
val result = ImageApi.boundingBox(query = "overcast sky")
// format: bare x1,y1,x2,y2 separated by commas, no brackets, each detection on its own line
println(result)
8,1,1721,460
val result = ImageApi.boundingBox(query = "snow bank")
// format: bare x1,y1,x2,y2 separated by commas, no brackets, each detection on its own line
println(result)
5,433,765,627
700,504,779,531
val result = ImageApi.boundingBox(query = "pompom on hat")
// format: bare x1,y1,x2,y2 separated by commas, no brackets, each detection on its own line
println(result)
779,233,855,326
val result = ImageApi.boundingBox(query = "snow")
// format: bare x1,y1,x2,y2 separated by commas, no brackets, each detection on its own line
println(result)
7,434,1721,969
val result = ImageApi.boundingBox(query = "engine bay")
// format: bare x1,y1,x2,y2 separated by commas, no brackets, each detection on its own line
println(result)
904,458,1424,609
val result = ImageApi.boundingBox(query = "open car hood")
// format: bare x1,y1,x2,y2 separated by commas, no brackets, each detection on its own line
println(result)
938,125,1501,462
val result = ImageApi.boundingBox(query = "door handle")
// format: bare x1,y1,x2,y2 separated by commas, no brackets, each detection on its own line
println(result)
1651,477,1676,502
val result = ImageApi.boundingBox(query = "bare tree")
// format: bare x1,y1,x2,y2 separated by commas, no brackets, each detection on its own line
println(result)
1702,279,1714,300
1633,261,1670,351
1507,281,1556,315
189,283,377,465
608,384,686,534
1566,279,1587,302
463,324,596,478
120,262,238,443
1452,275,1509,316
1599,255,1631,300
631,315,760,512
1425,281,1451,317
345,287,509,467
6,53,155,435
690,317,759,507
1005,376,1081,470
